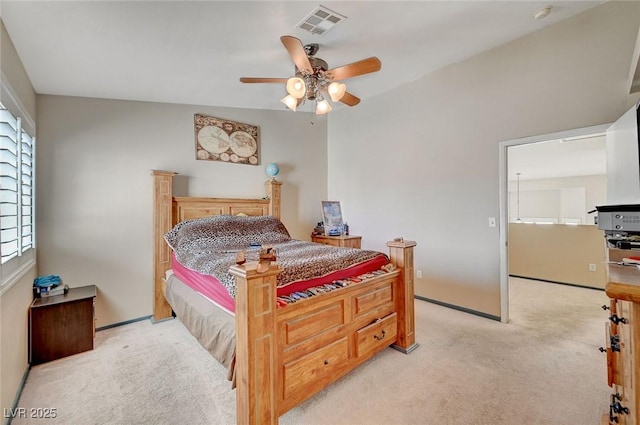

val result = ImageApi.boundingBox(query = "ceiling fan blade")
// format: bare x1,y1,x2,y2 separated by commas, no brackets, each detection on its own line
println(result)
239,77,288,83
339,91,361,107
327,57,381,81
280,35,313,73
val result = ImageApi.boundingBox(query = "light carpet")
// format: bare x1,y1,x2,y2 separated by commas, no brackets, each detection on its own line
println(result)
13,278,611,425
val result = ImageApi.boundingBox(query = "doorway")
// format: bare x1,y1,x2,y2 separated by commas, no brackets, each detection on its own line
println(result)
498,123,611,323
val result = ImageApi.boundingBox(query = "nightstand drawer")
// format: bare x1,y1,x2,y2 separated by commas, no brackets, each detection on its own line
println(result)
319,238,341,247
311,235,362,249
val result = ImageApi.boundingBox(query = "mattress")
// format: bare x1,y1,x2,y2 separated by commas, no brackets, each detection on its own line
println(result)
164,215,389,300
171,252,235,315
170,250,389,314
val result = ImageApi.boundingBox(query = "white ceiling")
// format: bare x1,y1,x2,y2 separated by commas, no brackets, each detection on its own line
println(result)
0,1,610,181
0,0,605,113
508,134,607,181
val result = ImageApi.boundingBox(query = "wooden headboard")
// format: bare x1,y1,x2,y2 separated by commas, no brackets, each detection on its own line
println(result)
151,170,282,321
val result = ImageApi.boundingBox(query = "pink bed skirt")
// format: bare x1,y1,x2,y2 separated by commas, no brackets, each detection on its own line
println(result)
170,252,389,314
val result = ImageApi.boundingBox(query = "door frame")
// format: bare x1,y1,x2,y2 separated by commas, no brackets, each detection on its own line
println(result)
498,123,611,323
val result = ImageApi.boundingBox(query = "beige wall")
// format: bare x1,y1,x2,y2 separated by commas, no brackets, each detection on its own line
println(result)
508,174,607,224
0,20,36,131
508,223,606,289
35,95,327,328
0,19,37,418
0,270,36,415
327,2,640,318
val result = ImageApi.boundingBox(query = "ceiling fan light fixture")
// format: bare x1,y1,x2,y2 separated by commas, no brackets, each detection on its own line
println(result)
316,99,332,115
286,77,306,98
240,35,380,113
328,82,346,102
281,95,298,111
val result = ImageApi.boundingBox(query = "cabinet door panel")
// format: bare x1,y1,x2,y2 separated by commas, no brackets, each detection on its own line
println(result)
30,299,94,365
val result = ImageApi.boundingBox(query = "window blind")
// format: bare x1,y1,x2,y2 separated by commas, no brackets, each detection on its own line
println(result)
0,106,34,265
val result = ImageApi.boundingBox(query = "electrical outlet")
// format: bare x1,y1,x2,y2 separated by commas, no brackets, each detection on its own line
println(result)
416,269,422,279
589,264,597,272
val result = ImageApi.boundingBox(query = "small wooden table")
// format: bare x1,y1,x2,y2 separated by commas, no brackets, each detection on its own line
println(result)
311,234,362,249
29,285,96,365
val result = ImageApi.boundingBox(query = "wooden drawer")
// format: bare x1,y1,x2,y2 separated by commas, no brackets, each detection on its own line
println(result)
352,280,394,320
283,337,349,399
320,238,341,247
356,312,397,358
282,301,344,346
311,235,362,249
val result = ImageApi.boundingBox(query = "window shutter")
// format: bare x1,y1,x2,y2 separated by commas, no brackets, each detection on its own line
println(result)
0,110,19,262
21,130,33,252
0,107,35,265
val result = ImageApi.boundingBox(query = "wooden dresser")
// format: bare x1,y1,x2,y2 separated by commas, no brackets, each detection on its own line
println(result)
311,234,361,249
602,248,640,425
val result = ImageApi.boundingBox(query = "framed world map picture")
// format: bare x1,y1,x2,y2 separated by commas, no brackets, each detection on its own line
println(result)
194,114,260,165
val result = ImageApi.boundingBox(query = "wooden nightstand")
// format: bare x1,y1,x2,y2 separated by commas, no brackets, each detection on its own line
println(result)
311,234,362,249
29,285,96,365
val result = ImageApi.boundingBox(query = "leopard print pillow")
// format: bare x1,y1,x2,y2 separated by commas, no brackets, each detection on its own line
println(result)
165,214,291,254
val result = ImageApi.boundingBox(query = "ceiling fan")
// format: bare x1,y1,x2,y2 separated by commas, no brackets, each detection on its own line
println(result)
240,35,382,114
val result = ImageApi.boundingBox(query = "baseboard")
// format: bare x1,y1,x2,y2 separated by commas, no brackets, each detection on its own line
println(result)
96,315,153,332
414,295,501,322
4,366,30,425
509,274,605,291
150,316,175,325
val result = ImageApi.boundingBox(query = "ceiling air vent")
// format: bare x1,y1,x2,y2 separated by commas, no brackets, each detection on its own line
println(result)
297,5,347,36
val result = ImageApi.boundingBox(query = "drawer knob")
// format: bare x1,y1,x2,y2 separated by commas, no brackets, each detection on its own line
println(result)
323,359,329,365
373,329,386,341
599,347,606,353
611,401,629,415
609,393,629,421
602,305,611,311
609,315,627,325
611,335,621,352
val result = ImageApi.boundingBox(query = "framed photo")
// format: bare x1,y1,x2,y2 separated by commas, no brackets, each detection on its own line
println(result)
321,201,344,236
194,114,260,165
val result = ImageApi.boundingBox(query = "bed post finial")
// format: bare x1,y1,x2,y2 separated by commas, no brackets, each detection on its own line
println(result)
265,179,282,219
387,239,419,354
152,170,177,322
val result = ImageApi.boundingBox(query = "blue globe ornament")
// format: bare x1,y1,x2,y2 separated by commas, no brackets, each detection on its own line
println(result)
265,163,279,179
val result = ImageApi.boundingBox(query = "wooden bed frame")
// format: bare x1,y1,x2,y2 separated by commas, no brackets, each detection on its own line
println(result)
152,170,418,425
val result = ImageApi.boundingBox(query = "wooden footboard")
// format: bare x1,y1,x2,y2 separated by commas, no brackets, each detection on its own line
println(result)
151,170,417,424
230,240,417,425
